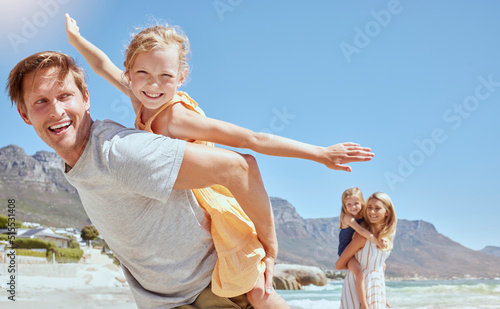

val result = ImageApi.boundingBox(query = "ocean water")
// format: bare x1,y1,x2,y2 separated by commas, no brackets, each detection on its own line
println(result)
276,279,500,309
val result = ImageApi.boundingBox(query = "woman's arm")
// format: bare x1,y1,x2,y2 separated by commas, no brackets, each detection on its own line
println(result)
157,103,374,172
347,217,386,249
335,233,366,269
65,14,141,113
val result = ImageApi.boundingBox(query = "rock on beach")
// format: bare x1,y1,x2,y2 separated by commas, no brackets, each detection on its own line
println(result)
273,264,327,290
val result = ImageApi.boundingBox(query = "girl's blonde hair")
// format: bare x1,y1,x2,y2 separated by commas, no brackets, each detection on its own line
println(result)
123,23,190,81
364,192,397,251
339,187,365,229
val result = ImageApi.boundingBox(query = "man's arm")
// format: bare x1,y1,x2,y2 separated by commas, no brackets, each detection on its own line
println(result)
173,142,277,294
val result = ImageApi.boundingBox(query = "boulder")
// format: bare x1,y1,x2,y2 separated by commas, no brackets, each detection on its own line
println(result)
273,264,327,290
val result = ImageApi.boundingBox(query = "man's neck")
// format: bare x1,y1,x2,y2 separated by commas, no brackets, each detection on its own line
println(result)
60,119,94,171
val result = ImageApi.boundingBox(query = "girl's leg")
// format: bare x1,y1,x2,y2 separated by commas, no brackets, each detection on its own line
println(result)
246,274,290,309
347,257,368,309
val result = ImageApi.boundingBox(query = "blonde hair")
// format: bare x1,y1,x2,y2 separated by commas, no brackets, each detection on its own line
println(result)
7,51,87,114
339,187,365,229
123,23,190,81
364,192,397,251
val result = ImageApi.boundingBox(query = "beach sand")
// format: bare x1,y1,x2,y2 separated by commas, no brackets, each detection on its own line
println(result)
0,252,136,309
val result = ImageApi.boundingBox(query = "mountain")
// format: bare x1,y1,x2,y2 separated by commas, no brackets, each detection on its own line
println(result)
2,144,500,279
271,197,500,279
0,145,90,228
480,246,500,258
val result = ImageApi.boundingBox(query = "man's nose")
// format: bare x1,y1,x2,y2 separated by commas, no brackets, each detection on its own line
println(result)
49,100,66,118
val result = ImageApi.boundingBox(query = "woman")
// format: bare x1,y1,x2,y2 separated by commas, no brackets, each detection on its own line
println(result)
335,192,397,309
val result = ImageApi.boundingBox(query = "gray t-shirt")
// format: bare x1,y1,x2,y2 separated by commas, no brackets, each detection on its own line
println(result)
64,120,217,309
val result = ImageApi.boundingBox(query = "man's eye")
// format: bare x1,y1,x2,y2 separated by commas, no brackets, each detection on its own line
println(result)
60,94,72,100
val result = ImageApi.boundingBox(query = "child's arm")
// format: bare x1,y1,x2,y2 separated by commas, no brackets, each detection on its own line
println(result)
65,14,142,113
335,233,366,269
157,103,374,172
344,216,386,249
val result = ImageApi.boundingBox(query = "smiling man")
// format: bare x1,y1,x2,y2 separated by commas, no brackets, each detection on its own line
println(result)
13,62,91,168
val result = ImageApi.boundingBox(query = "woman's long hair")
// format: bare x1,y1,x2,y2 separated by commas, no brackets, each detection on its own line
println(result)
364,192,397,251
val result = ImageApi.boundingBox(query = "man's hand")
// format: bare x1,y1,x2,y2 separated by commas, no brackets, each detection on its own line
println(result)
263,255,276,295
322,142,374,172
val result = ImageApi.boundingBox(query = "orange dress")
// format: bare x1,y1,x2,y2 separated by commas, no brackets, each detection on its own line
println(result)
135,91,266,297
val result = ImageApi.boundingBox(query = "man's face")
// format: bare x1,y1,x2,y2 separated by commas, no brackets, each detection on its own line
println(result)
18,67,91,164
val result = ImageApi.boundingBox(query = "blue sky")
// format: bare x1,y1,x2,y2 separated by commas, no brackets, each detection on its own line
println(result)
1,0,499,251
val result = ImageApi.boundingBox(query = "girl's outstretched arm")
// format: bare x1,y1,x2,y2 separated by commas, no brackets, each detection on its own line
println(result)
344,216,386,249
156,103,374,172
65,14,141,113
335,233,366,269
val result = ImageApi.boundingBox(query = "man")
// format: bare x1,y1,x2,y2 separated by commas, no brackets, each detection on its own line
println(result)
7,51,373,308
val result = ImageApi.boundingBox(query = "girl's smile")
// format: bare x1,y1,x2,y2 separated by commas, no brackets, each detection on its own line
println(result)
345,196,363,217
128,47,186,111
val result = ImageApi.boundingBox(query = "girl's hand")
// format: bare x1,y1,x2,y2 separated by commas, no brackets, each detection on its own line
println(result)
65,13,81,46
378,237,389,250
322,142,374,172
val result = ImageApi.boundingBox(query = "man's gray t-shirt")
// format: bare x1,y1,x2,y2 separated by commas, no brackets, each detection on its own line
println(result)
64,120,217,308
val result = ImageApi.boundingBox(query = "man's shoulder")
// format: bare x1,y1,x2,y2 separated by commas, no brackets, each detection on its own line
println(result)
90,119,185,160
91,119,153,145
92,119,131,136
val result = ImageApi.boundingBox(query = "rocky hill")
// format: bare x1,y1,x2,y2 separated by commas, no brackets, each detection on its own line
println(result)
480,246,500,258
0,145,89,227
2,144,500,279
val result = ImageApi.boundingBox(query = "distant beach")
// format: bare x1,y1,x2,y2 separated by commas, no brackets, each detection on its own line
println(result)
0,264,135,309
0,248,136,309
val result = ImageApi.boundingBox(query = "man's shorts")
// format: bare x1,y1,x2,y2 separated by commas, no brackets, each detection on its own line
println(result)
175,284,253,309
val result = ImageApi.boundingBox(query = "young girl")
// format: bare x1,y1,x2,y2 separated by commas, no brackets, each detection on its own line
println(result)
65,14,374,308
337,192,397,308
337,188,387,309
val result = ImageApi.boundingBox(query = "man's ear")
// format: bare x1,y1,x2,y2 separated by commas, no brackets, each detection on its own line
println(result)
17,105,32,125
83,89,90,111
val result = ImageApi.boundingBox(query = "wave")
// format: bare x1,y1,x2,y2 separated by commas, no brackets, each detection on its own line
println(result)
302,283,342,291
288,299,339,309
386,282,500,295
278,280,500,309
